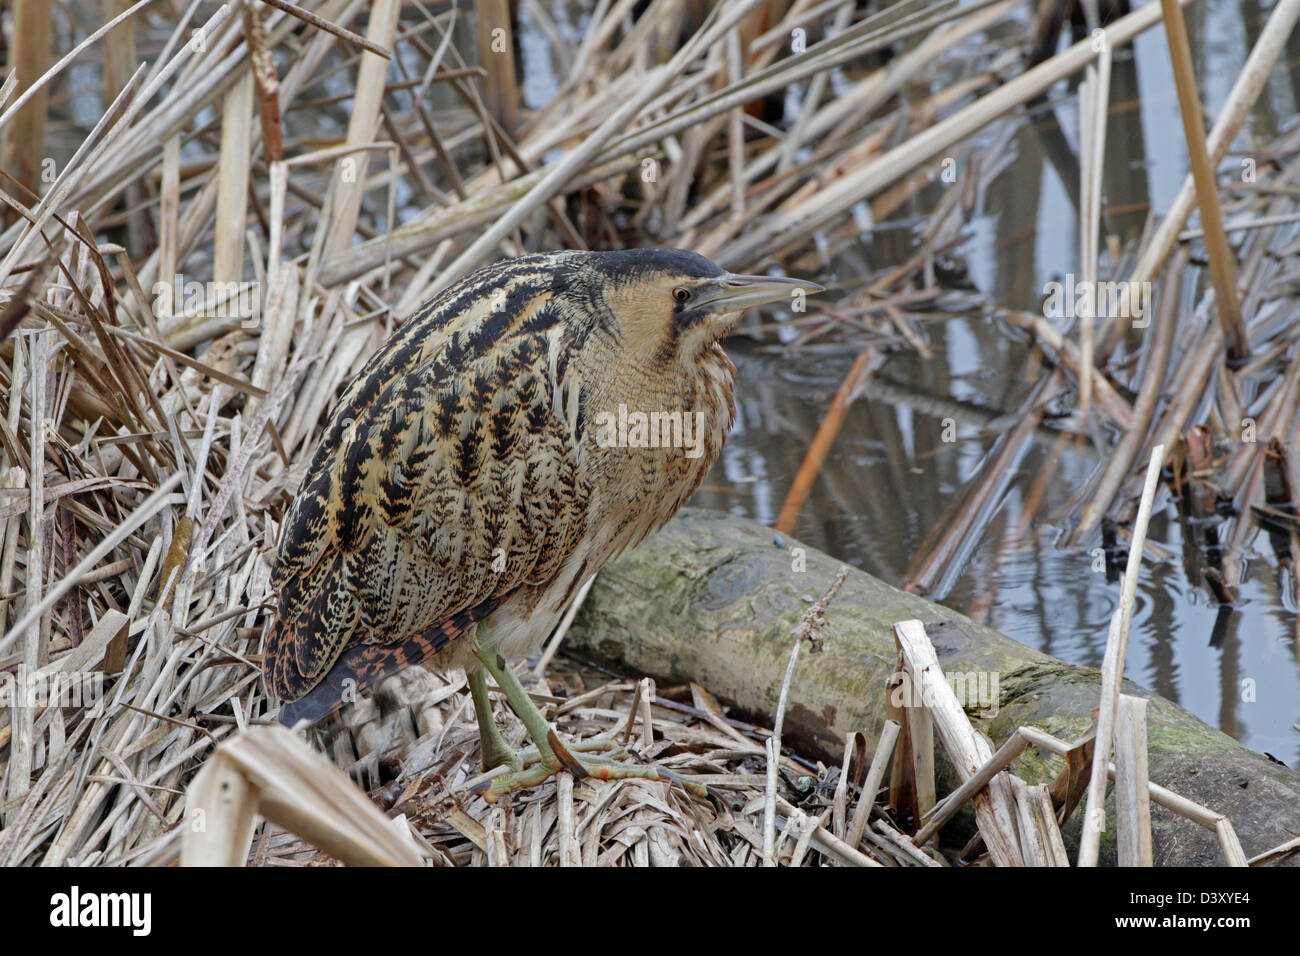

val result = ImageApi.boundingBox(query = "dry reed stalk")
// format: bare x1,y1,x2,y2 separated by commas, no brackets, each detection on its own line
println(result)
844,718,898,852
432,0,766,295
1113,694,1153,866
1158,0,1247,363
905,683,936,821
474,0,518,135
719,0,1195,268
893,619,1023,865
1079,445,1164,866
322,0,402,264
831,729,865,840
914,727,1031,845
531,574,595,678
257,0,393,58
903,371,1065,598
1003,311,1135,428
1011,777,1050,866
773,795,882,867
1248,836,1300,866
1,0,58,219
1035,785,1071,866
1072,249,1185,542
763,566,847,865
214,72,254,291
1075,40,1110,422
1126,0,1300,293
1016,724,1249,865
183,723,425,866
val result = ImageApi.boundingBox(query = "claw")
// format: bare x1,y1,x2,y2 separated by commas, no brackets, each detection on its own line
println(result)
547,729,589,778
650,765,710,798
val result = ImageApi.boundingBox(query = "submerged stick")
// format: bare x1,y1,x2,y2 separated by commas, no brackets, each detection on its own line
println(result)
775,347,879,535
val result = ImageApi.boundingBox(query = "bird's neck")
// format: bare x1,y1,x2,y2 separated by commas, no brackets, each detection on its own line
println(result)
575,342,736,557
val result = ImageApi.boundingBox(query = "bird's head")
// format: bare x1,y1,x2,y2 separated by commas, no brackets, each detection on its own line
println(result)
582,249,823,370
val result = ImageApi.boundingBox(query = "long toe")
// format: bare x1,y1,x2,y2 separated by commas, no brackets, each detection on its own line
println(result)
470,746,704,803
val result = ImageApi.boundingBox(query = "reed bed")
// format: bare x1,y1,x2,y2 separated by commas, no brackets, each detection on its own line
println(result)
0,0,1296,866
186,661,931,868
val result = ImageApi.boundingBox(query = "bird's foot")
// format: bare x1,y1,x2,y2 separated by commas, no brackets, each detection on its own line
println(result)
480,734,619,774
471,731,706,803
469,639,705,803
479,732,524,773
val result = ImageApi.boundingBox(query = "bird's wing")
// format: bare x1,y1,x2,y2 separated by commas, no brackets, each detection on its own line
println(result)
275,594,507,726
265,276,590,703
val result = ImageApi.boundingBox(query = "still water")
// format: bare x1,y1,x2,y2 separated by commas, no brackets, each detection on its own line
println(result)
692,1,1300,764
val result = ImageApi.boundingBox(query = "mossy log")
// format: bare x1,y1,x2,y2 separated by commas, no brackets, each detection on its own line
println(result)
566,508,1300,866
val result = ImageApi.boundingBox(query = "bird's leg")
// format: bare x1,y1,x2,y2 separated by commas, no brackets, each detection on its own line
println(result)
470,640,705,803
469,650,619,769
467,666,522,772
471,642,571,769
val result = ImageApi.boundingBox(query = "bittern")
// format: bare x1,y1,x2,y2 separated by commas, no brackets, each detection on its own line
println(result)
263,249,821,799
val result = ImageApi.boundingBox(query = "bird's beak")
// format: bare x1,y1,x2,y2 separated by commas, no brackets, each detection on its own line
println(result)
692,272,824,316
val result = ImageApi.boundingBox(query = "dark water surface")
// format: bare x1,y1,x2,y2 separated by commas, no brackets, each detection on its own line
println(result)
687,0,1300,764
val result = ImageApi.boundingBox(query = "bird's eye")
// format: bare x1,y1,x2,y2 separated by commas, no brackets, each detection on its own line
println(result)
672,287,690,303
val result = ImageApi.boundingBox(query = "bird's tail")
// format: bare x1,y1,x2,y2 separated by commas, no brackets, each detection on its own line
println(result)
262,552,359,704
270,595,508,727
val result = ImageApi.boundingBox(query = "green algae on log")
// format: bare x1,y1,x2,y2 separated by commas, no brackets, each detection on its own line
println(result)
566,508,1300,867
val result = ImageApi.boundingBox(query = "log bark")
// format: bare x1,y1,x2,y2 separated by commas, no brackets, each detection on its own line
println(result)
566,508,1300,866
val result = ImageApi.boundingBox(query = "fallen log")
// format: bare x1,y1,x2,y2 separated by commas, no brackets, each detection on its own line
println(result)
565,508,1300,866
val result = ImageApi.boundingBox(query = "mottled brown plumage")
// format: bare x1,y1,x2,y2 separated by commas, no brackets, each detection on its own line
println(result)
264,249,818,735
